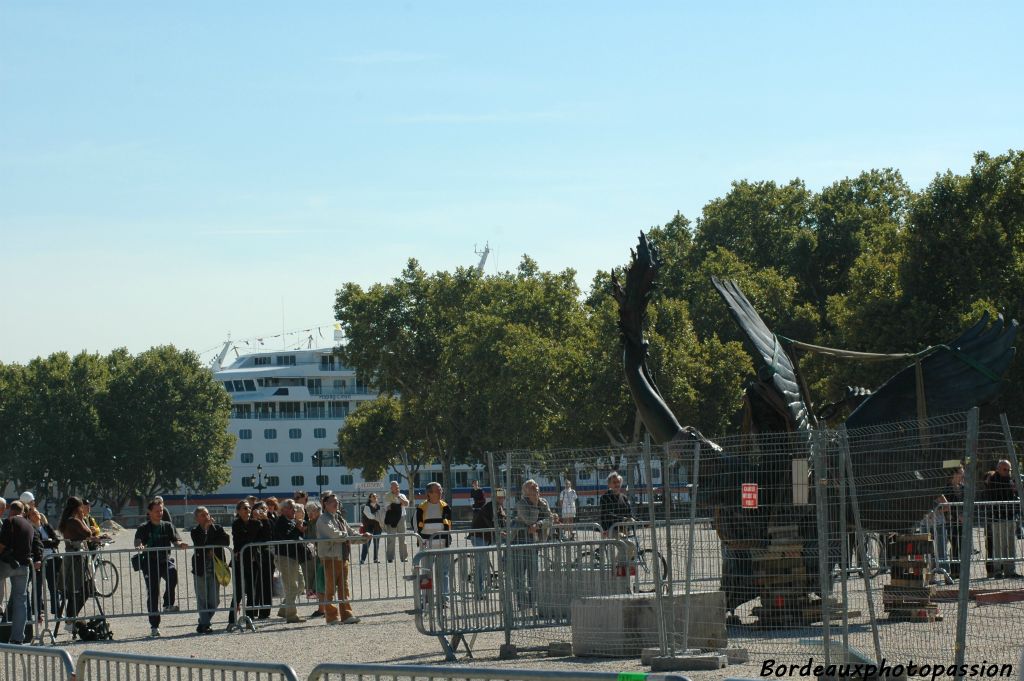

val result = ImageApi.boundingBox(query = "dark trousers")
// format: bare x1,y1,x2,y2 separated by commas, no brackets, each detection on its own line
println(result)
143,559,175,627
241,551,272,618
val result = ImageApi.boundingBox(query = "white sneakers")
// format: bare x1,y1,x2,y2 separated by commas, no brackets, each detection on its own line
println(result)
150,627,161,638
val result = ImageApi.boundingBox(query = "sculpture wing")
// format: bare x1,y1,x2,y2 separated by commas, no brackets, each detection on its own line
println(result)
712,277,813,434
845,313,1018,429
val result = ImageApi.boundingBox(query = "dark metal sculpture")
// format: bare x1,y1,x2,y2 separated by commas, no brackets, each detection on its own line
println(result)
612,232,1018,611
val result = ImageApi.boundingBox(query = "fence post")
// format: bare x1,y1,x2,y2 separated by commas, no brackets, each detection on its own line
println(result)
642,433,668,657
954,407,980,681
997,414,1024,528
839,425,882,665
660,445,675,657
837,430,850,657
681,440,700,655
812,429,832,667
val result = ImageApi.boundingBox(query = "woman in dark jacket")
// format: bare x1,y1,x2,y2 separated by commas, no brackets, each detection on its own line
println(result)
230,499,271,622
248,501,274,619
57,496,97,626
360,493,382,564
26,507,61,621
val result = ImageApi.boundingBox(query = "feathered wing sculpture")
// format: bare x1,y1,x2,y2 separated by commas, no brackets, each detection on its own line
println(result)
711,276,814,436
611,233,719,449
844,312,1018,429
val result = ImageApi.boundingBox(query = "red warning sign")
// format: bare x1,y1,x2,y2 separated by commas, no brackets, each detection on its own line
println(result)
741,483,758,509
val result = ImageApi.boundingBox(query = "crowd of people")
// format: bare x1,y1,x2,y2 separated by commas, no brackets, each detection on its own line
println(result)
0,463,1018,644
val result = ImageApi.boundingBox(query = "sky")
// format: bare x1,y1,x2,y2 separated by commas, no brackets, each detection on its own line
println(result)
2,2,1022,365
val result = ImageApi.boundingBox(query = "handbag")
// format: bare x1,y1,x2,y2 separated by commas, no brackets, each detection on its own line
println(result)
130,552,146,572
213,555,231,587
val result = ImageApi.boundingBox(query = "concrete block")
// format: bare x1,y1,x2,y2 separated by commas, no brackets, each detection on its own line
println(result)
547,642,573,657
650,654,727,671
572,591,728,657
536,567,630,619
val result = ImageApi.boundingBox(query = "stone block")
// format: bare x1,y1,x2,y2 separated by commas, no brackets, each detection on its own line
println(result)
536,567,630,619
572,590,728,657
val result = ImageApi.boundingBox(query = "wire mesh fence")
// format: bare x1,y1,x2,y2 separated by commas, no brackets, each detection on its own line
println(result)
484,410,1024,668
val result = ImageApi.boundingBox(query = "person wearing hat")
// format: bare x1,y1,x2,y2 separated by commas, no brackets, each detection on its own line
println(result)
81,499,103,539
19,491,35,509
469,488,508,597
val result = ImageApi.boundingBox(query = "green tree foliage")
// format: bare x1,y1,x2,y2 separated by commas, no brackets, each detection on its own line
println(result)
0,347,234,512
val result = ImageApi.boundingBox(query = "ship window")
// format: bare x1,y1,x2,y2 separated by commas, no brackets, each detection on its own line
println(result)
254,356,271,366
316,475,329,486
455,472,469,488
289,428,301,439
290,451,303,463
239,429,252,440
233,381,245,391
389,473,402,483
291,475,304,486
240,452,254,464
224,381,234,392
652,467,661,479
578,470,591,480
276,355,296,366
266,476,280,486
244,380,256,391
339,474,354,485
264,429,277,439
266,452,279,463
242,476,255,487
314,428,327,439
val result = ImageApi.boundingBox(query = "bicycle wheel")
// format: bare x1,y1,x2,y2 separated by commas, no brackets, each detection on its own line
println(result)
636,549,668,593
94,559,120,598
860,534,882,578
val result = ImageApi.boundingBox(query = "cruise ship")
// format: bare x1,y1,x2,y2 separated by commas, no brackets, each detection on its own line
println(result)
169,344,384,512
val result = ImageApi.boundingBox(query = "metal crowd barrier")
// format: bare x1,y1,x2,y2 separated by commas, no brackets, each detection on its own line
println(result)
236,532,422,625
309,662,691,681
39,542,237,642
412,538,630,660
76,650,300,681
0,642,75,681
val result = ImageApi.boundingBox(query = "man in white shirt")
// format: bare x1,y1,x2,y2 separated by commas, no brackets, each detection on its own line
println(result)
382,481,410,563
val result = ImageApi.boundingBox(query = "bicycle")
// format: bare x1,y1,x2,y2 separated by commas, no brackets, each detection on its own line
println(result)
578,531,668,593
90,537,120,598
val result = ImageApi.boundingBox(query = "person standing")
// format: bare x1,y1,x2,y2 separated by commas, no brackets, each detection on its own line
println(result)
470,480,486,515
56,497,94,626
984,459,1021,579
272,499,307,623
559,480,578,537
599,471,633,537
382,481,410,563
0,501,43,645
511,479,551,608
316,491,365,624
134,499,188,638
190,506,229,634
248,501,274,619
26,507,61,623
469,488,507,597
416,482,452,597
360,494,382,564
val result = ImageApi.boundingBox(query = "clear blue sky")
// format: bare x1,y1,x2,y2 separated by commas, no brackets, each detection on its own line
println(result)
2,2,1022,364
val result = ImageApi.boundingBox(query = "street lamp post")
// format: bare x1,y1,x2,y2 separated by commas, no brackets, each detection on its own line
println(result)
255,464,267,499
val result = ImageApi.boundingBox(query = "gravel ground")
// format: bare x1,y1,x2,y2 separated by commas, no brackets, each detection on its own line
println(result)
35,524,1023,680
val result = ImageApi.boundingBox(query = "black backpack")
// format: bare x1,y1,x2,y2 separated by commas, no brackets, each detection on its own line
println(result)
384,503,403,528
75,617,113,641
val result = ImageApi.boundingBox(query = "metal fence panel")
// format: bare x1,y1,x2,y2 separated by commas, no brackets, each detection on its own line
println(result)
76,650,299,681
0,642,74,681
